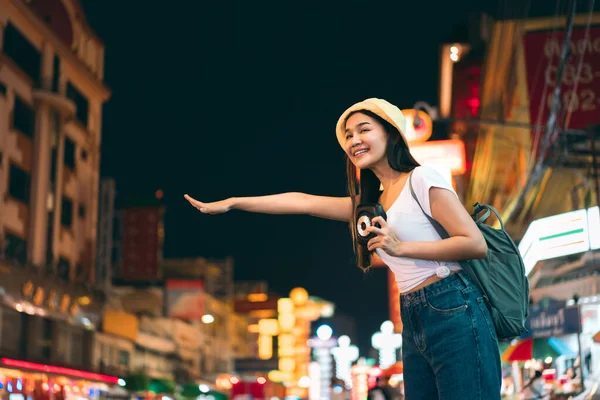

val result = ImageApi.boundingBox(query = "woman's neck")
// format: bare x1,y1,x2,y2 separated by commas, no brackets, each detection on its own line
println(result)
371,163,406,192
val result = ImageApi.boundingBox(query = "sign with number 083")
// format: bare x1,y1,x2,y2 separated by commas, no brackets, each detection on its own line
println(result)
524,27,600,130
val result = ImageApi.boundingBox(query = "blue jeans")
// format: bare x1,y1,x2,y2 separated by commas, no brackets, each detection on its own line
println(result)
400,272,502,400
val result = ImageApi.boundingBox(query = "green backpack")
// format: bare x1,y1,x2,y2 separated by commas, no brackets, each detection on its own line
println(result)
409,173,530,341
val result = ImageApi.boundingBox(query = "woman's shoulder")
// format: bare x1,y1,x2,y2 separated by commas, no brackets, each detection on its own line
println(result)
410,166,450,187
412,165,441,178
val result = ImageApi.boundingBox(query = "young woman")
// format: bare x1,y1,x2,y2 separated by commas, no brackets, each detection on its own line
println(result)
184,98,502,400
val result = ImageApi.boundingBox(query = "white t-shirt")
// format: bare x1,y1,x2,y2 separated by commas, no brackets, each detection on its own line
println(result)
375,166,462,292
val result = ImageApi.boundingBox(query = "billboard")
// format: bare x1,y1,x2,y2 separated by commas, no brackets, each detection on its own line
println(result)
120,207,162,281
102,309,139,341
523,27,600,137
165,279,205,319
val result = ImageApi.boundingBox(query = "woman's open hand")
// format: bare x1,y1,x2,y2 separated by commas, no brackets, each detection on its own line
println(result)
184,194,233,215
367,216,404,257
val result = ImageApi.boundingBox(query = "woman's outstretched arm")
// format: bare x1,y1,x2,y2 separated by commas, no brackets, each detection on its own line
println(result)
184,193,353,222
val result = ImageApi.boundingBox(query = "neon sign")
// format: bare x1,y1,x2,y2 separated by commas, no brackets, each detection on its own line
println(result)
371,321,402,369
331,335,359,388
1,358,119,384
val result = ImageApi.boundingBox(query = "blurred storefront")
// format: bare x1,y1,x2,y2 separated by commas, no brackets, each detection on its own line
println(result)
0,262,118,400
94,309,138,378
494,205,600,397
0,365,116,400
519,205,600,374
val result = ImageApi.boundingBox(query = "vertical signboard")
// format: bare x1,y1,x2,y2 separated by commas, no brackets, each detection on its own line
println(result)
120,207,162,281
523,28,600,148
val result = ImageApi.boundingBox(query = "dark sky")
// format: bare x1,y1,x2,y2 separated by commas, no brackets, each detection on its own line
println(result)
80,1,574,354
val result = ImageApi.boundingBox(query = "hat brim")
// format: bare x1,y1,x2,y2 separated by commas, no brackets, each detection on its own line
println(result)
336,98,409,149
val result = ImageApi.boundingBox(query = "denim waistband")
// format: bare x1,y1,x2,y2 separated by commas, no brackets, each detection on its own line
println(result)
399,271,472,308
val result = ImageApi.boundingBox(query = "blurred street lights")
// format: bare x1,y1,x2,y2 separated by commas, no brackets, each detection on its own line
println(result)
371,320,402,369
331,335,359,388
309,325,337,400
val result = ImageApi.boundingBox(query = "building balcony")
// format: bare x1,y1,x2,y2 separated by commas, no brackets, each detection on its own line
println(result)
0,258,106,328
32,81,76,117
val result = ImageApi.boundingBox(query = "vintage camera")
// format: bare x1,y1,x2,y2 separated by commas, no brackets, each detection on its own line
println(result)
356,203,387,246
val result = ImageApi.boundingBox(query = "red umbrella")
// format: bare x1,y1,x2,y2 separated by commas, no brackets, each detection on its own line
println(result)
501,337,575,363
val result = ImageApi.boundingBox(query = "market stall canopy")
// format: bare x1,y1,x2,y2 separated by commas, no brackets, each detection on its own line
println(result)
501,337,576,363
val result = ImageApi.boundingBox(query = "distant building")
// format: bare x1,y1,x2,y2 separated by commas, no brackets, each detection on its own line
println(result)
0,0,111,279
0,0,114,393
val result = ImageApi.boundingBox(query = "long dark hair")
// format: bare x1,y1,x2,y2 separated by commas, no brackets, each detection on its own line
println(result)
345,110,420,271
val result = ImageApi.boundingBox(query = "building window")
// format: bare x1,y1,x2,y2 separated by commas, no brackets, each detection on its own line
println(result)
29,316,52,361
66,83,88,126
13,96,36,138
52,55,60,93
118,350,129,367
0,151,3,166
5,232,27,265
64,136,76,169
70,328,84,367
0,82,6,96
80,149,88,161
54,322,70,363
75,263,85,280
3,23,41,85
0,307,24,358
99,342,106,361
57,257,70,281
78,204,86,218
61,196,73,228
8,164,31,204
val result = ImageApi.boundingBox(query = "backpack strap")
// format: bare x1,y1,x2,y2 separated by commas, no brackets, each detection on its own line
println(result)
408,170,489,302
408,171,449,240
473,202,505,230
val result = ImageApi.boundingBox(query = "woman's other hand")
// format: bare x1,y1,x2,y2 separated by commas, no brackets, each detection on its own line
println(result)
184,194,233,215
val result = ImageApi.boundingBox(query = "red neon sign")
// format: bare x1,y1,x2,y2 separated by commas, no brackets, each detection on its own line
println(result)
0,358,119,384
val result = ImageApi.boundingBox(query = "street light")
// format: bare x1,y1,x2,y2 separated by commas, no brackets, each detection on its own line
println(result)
316,325,333,341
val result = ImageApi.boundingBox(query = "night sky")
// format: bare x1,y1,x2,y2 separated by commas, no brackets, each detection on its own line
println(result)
80,1,574,354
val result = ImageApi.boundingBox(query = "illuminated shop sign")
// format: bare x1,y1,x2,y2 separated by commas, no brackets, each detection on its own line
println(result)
519,206,600,275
